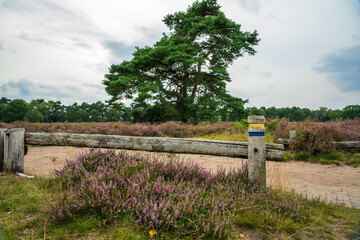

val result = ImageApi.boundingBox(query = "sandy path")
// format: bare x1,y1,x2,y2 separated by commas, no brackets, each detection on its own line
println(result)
24,146,360,208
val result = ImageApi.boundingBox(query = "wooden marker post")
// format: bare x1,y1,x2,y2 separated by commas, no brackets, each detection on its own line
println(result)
248,116,266,189
3,128,25,173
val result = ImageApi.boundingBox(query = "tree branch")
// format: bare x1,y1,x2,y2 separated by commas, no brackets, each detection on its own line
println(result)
166,77,182,88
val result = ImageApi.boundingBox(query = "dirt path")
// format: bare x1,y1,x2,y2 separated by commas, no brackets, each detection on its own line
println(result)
24,146,360,209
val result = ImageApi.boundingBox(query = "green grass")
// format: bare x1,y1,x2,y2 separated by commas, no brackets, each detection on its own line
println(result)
294,151,311,161
0,173,145,240
284,151,360,167
283,152,294,162
193,128,275,143
1,172,360,239
194,129,248,142
317,152,360,167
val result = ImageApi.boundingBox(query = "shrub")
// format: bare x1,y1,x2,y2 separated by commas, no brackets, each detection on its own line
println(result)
158,121,186,138
42,149,311,239
265,118,281,132
294,152,310,160
0,121,235,139
273,118,291,139
283,152,294,161
274,118,360,155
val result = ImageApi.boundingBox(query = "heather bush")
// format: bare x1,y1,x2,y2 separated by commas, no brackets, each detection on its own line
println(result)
0,121,234,139
158,121,187,138
274,118,360,154
273,118,291,139
186,122,234,137
337,118,360,140
42,149,311,239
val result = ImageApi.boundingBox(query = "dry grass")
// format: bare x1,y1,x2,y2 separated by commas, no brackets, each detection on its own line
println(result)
267,162,289,192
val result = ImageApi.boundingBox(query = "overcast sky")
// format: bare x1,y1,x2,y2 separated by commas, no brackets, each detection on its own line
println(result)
0,0,359,109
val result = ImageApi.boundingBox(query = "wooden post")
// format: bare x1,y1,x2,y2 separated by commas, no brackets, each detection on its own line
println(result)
4,128,25,173
289,130,296,140
248,116,266,189
0,128,7,172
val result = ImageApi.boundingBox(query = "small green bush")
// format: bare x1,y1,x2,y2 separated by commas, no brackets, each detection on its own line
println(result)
333,160,341,166
294,152,310,160
319,159,331,165
265,118,281,132
284,152,294,161
317,151,344,161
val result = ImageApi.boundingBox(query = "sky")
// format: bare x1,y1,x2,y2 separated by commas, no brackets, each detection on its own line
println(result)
0,0,359,109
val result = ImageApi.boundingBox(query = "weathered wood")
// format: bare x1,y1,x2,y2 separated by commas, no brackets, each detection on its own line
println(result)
279,135,360,152
5,128,25,173
277,130,296,148
0,128,7,172
289,131,296,140
331,141,360,151
248,115,266,189
25,133,284,161
277,138,295,146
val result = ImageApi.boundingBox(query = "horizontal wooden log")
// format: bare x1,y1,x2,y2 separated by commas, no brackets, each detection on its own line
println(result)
277,138,295,146
279,137,360,152
331,141,360,151
25,133,284,161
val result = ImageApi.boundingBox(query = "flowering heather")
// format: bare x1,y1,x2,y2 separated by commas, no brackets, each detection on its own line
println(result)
42,149,311,239
274,118,360,154
0,121,234,138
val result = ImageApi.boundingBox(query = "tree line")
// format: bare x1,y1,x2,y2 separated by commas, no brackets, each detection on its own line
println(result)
0,97,246,123
248,105,360,122
1,97,359,123
0,98,130,123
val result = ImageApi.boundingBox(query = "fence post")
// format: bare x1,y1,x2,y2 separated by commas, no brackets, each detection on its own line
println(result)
4,128,25,173
248,116,266,189
0,128,7,172
289,130,296,141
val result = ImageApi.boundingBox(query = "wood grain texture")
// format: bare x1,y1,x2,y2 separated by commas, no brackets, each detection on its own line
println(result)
25,133,284,161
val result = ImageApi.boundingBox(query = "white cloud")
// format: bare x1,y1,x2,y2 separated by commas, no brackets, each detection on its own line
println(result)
224,0,360,109
0,0,359,109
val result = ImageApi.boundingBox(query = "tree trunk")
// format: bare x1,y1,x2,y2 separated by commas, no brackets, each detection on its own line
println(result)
177,98,188,123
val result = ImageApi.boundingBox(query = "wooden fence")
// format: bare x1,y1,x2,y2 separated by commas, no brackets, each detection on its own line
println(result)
1,128,285,173
25,132,284,160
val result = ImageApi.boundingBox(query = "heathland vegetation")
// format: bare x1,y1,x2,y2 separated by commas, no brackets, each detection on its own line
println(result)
1,111,360,238
1,0,360,238
1,149,360,239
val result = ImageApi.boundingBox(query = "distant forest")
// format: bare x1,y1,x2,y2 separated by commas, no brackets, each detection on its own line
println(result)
0,97,359,123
